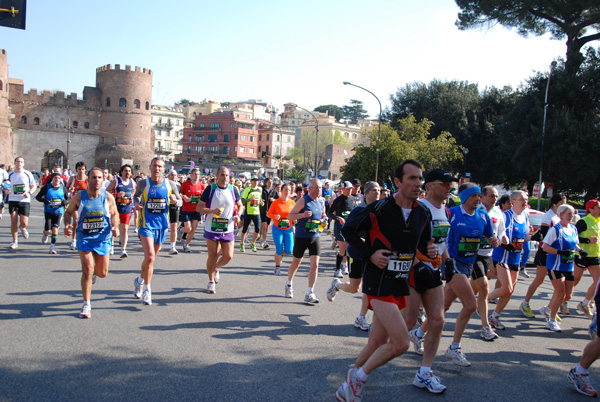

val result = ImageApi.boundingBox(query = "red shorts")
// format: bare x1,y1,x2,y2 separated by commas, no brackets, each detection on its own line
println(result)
119,212,132,225
366,295,407,311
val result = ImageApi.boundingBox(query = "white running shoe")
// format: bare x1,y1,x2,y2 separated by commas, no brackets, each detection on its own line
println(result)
413,370,447,394
285,284,293,298
142,289,152,305
354,316,370,331
327,278,340,302
480,325,499,341
207,282,216,294
546,319,562,332
262,241,269,249
120,250,128,259
445,346,471,367
110,246,114,255
9,241,17,249
169,246,178,255
21,228,29,239
183,244,191,253
70,240,77,250
540,305,551,320
49,245,56,254
42,234,49,244
79,303,91,319
409,329,425,355
341,262,349,275
304,292,319,304
334,269,343,278
133,276,144,299
92,274,97,285
215,269,220,284
274,266,281,276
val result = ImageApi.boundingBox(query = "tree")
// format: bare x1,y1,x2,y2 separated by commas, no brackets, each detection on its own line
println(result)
314,104,344,121
455,0,600,74
342,99,369,124
176,98,195,106
341,117,463,186
289,129,351,173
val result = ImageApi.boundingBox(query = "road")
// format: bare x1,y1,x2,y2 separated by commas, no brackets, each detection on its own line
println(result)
0,201,595,401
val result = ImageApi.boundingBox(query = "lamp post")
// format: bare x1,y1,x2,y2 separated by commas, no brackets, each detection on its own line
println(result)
291,103,319,177
343,81,382,182
537,60,558,211
462,147,469,178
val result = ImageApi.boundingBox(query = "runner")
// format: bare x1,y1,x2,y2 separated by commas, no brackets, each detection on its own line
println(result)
66,162,88,250
180,168,205,253
284,179,325,304
35,173,68,254
196,166,243,294
6,157,36,249
63,167,119,318
259,177,276,249
326,181,380,332
166,169,181,255
0,164,8,219
519,193,567,318
322,181,333,231
335,160,437,401
543,204,585,331
574,199,600,318
488,190,532,330
132,157,182,305
240,176,262,252
106,164,136,258
267,182,295,276
328,181,357,278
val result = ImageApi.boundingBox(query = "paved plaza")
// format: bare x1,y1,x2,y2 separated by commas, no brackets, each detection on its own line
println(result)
0,202,595,401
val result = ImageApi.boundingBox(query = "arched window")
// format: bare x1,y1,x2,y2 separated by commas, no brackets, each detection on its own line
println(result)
20,116,27,124
84,122,90,129
145,101,149,110
106,97,111,107
33,117,40,125
72,121,78,128
134,99,140,109
0,80,3,91
119,98,127,108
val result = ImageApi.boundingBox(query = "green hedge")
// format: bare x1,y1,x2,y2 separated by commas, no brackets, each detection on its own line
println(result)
528,197,584,212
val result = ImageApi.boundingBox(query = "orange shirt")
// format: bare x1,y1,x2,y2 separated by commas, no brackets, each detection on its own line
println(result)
267,198,296,231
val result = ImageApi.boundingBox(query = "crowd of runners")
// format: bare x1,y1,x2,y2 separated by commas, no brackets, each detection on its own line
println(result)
1,155,600,400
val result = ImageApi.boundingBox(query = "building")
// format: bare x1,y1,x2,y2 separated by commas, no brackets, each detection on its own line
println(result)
182,100,221,128
151,105,184,162
321,144,356,181
257,122,295,173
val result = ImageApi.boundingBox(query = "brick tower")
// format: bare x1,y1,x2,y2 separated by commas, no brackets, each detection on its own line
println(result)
0,49,11,165
94,64,153,173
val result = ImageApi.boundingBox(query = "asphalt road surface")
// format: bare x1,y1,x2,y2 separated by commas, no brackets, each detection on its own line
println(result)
0,201,596,401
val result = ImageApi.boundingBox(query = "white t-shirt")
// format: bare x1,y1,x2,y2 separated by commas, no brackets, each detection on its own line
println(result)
478,205,506,257
8,170,35,203
419,198,450,265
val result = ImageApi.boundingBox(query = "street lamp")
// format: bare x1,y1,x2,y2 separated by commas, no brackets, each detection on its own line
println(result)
462,147,469,178
537,60,558,210
290,103,319,177
343,81,382,182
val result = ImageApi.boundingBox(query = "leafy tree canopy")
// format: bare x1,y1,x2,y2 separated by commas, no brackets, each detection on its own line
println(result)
342,99,369,124
314,105,344,121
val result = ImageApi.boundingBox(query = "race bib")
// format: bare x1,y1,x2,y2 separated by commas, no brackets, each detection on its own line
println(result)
13,184,25,195
458,236,481,258
341,211,351,218
561,250,575,264
305,219,320,233
48,198,62,209
432,221,450,243
480,236,492,250
211,217,229,233
511,237,525,253
190,195,200,204
82,216,104,234
250,198,260,207
386,253,413,279
147,198,166,214
278,218,290,229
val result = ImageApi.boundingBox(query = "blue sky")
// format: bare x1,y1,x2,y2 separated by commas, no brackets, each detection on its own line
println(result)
1,0,572,117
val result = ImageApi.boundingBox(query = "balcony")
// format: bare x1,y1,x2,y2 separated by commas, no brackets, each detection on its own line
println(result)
155,122,173,129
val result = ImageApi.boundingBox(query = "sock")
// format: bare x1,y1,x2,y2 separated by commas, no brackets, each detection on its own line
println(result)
492,311,500,319
144,284,151,292
336,254,343,270
583,299,590,308
450,342,461,350
83,300,90,306
357,314,365,320
307,287,314,294
576,363,589,375
356,367,368,382
286,280,292,287
419,366,431,376
182,232,187,240
51,234,57,244
171,242,176,248
522,300,529,306
415,328,425,338
275,265,280,268
209,280,215,284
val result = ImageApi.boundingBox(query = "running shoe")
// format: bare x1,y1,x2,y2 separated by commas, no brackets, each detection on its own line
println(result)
520,303,535,318
590,313,598,341
262,241,269,249
240,243,245,252
9,241,17,249
331,240,337,250
177,227,183,241
445,346,471,367
70,240,77,250
120,250,128,259
207,282,216,294
250,242,257,252
42,234,49,244
489,297,498,304
560,302,570,315
21,228,29,239
539,305,551,320
335,383,347,402
568,367,598,397
134,227,138,234
354,316,370,331
183,244,191,253
417,307,427,326
413,370,447,394
334,269,343,278
409,329,425,355
480,325,499,341
169,246,178,255
49,245,56,254
578,302,594,318
92,274,97,285
341,262,349,275
133,276,144,299
519,267,530,278
285,284,293,298
142,289,152,305
344,368,364,402
274,266,281,276
489,314,506,330
546,320,562,332
327,278,340,302
215,269,220,284
79,303,91,319
304,292,319,304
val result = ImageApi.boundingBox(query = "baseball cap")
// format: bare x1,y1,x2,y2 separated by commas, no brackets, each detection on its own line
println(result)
235,180,242,185
586,199,600,214
351,178,361,186
251,176,258,180
341,181,353,189
424,169,459,184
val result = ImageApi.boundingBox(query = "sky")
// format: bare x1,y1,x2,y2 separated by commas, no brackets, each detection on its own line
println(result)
1,0,575,118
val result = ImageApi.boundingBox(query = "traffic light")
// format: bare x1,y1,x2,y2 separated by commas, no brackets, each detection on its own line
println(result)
261,151,267,158
134,164,139,171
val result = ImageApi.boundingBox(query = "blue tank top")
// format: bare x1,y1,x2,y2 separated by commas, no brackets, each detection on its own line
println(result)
76,189,111,241
546,223,578,272
492,209,529,265
139,178,172,230
114,177,134,214
295,194,324,238
447,206,494,264
45,184,65,215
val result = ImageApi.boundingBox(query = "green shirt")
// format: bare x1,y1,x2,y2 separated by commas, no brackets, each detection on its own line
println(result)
241,186,262,215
